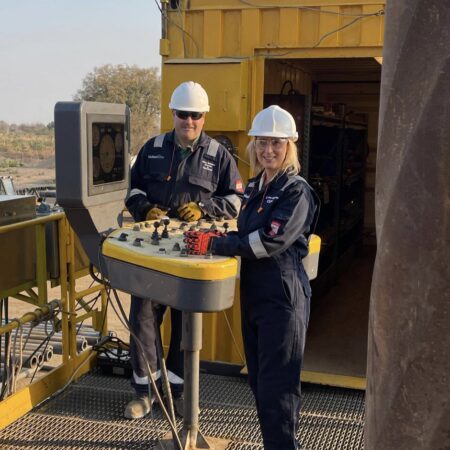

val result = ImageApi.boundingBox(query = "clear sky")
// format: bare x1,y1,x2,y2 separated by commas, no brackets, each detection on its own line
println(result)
0,0,162,125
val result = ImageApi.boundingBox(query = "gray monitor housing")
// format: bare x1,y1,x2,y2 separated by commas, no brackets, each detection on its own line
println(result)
55,101,130,270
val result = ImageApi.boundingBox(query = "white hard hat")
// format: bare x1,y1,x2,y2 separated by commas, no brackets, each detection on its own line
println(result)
169,81,210,112
248,105,298,141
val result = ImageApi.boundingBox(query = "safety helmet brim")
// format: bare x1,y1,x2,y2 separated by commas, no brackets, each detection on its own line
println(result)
248,130,298,141
248,105,298,141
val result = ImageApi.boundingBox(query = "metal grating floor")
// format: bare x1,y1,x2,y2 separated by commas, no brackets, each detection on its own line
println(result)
0,370,365,449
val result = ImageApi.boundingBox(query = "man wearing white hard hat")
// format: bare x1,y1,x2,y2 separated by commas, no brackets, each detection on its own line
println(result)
205,105,320,449
124,81,243,419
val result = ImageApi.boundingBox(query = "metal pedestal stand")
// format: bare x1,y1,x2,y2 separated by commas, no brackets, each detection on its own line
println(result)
156,312,229,450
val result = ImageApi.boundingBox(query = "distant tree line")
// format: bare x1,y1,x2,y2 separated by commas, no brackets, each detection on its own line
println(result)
74,64,160,155
0,121,53,134
0,64,160,162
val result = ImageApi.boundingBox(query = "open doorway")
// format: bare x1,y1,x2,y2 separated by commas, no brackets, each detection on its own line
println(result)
264,57,382,388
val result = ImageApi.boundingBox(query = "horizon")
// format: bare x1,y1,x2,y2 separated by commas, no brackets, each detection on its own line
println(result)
0,0,162,125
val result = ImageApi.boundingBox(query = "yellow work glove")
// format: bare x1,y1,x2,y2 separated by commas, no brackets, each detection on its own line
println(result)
177,202,203,222
146,207,168,220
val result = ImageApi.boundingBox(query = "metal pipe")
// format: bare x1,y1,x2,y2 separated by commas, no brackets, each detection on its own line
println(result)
1,354,39,369
0,300,60,335
18,324,100,341
21,335,87,353
43,347,53,362
50,339,87,354
180,311,207,448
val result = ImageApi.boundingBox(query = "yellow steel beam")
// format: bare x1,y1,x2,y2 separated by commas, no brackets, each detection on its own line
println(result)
35,223,48,306
1,283,35,302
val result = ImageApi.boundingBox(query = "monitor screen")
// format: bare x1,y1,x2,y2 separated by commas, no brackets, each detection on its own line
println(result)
55,101,130,208
92,122,125,186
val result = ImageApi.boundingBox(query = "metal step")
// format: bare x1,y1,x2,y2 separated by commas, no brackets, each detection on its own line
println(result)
0,370,364,449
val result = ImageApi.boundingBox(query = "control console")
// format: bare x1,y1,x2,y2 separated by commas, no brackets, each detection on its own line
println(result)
102,218,238,312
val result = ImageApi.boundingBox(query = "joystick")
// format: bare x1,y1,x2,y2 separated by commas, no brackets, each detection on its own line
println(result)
152,221,161,240
161,218,170,239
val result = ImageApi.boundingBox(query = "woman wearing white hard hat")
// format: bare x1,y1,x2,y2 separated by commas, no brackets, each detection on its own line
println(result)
211,105,320,450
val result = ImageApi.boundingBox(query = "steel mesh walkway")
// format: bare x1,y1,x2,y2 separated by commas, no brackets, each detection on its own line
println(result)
0,370,365,449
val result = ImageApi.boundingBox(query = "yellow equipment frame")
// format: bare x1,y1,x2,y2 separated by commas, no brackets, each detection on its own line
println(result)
0,213,108,429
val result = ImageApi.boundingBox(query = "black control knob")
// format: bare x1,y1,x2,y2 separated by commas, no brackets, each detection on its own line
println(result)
133,238,144,247
172,242,181,251
161,218,170,238
118,232,128,242
152,221,161,239
223,222,229,233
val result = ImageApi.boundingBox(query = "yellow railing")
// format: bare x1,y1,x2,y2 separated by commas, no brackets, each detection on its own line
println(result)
0,213,108,429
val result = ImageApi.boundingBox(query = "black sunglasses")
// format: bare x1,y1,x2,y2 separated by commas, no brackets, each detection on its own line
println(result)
175,110,204,120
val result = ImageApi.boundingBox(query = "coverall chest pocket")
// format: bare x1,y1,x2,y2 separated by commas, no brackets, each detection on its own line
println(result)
188,175,218,194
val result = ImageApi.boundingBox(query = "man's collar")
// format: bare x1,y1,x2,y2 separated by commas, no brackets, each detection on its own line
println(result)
172,130,203,151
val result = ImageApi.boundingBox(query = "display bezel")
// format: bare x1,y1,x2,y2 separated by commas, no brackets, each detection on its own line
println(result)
87,113,129,197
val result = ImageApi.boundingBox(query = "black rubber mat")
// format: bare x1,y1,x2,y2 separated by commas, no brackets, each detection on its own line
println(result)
0,371,364,449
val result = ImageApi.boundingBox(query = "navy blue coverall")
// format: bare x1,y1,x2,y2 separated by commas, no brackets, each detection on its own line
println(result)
212,170,319,450
125,130,242,387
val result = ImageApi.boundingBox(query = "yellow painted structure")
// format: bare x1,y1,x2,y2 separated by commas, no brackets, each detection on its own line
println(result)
160,1,385,176
159,0,385,389
0,214,107,429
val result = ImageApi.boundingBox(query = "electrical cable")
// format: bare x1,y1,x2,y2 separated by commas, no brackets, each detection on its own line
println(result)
222,310,246,365
2,326,12,398
238,1,384,17
108,288,183,450
153,0,199,57
11,323,24,392
0,298,6,400
94,247,182,448
153,306,177,425
176,1,188,57
234,153,250,166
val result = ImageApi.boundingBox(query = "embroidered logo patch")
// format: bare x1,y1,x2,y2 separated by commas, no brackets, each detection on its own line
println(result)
265,195,279,204
236,180,244,192
202,160,215,172
269,220,281,236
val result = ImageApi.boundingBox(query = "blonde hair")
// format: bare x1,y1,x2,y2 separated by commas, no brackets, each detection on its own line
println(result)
246,139,301,177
